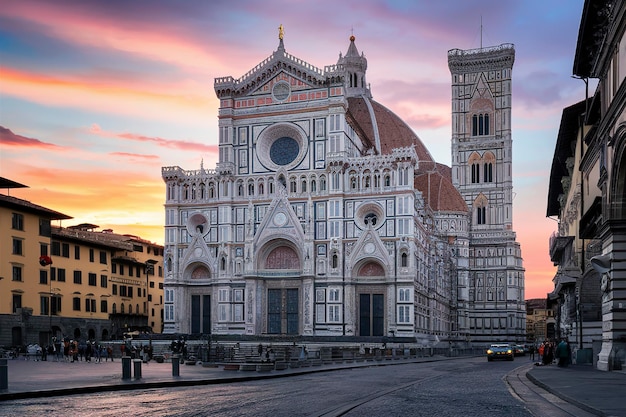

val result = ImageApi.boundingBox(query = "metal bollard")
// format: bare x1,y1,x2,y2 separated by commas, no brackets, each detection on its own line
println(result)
122,356,132,380
0,359,7,391
172,354,180,377
133,359,142,379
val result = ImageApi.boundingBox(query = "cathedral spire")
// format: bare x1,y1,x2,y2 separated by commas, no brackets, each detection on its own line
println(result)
338,34,370,98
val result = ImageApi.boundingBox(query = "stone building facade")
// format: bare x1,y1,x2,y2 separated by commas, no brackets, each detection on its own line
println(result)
161,31,526,346
448,44,527,345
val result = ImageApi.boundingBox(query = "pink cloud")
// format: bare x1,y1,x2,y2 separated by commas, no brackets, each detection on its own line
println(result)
0,126,61,149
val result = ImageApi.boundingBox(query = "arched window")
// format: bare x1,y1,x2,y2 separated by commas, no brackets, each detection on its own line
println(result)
474,194,488,225
258,183,264,195
472,163,480,183
238,183,244,196
331,253,338,269
290,179,297,193
301,179,307,193
477,206,486,224
320,176,326,191
384,175,391,187
311,180,317,192
483,162,493,183
472,113,490,136
248,183,254,196
401,252,408,267
220,257,227,271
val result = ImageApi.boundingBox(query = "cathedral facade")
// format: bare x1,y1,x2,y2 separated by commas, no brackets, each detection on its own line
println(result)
161,30,525,346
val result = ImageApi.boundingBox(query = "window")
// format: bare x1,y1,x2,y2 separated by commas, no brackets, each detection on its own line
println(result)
100,275,108,288
74,246,80,260
483,162,493,183
100,251,107,264
51,295,61,314
397,195,411,215
477,206,486,225
12,265,22,281
88,273,97,286
328,305,341,322
471,163,480,183
89,249,94,262
12,238,23,255
398,288,411,302
61,243,70,258
472,113,490,136
40,270,48,285
331,253,338,269
57,268,66,282
329,221,341,238
73,270,82,284
112,284,118,295
400,253,408,268
398,218,411,236
85,298,96,312
40,296,50,315
328,288,341,302
73,297,81,311
398,305,410,323
51,241,60,256
101,300,108,313
12,213,24,230
12,294,22,313
329,200,341,218
165,304,174,322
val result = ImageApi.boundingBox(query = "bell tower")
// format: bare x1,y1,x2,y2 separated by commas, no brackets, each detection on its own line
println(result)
448,44,526,344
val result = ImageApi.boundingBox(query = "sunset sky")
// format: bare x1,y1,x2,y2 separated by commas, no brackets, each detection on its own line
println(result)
0,0,586,299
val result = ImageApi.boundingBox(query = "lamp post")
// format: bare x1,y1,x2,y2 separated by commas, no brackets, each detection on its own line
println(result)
48,287,60,345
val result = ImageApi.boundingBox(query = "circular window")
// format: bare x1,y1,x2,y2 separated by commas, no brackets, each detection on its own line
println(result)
272,82,291,101
256,123,307,171
355,202,385,230
270,137,299,166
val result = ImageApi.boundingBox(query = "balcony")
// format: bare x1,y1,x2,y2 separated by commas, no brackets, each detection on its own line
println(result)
549,232,574,263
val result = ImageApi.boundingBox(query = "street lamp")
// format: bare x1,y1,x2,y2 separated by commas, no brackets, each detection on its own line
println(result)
49,287,61,344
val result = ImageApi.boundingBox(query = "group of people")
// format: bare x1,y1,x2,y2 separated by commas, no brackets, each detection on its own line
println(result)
535,339,572,367
39,337,115,363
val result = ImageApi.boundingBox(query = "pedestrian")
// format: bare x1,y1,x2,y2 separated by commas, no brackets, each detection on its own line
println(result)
107,345,113,362
556,339,569,367
529,344,535,361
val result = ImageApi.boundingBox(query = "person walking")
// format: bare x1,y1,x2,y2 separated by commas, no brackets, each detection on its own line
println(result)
556,339,569,367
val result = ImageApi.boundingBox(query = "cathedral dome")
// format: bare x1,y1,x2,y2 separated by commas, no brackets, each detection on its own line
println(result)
346,96,467,213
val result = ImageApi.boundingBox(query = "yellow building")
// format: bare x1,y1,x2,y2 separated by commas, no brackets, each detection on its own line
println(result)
1,178,163,349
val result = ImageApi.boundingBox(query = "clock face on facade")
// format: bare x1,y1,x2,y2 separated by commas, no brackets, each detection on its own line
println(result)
270,136,300,166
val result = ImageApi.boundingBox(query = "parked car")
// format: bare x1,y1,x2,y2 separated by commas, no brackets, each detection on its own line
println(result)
486,344,514,361
513,345,525,356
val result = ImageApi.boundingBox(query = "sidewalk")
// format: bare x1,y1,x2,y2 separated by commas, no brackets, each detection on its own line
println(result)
526,362,626,417
2,356,626,416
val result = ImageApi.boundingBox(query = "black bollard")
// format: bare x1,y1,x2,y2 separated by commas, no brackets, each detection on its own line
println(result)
133,359,142,379
0,359,7,391
122,356,132,380
172,354,180,377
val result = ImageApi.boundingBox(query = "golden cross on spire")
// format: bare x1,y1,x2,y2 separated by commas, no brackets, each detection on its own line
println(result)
279,24,284,40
